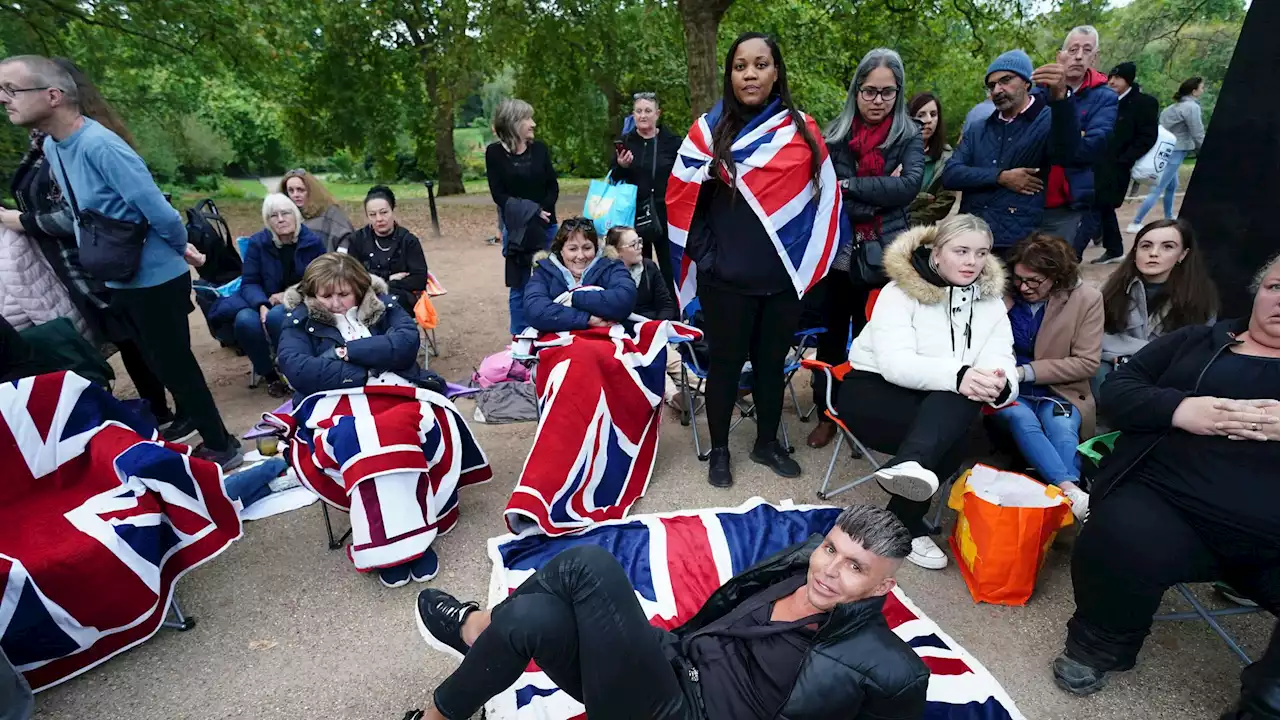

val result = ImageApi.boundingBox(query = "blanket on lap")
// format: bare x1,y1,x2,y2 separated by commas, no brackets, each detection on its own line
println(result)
485,498,1026,720
0,372,241,692
267,385,491,571
505,320,701,536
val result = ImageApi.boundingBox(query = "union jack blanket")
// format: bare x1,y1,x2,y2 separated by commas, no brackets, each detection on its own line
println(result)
665,98,847,309
485,498,1026,720
267,384,491,571
506,319,701,536
0,372,241,692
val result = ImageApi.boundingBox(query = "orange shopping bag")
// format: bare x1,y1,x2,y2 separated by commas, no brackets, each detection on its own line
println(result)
946,463,1074,606
414,292,439,330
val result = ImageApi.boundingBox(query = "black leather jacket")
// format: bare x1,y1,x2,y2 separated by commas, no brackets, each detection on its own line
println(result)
673,535,930,720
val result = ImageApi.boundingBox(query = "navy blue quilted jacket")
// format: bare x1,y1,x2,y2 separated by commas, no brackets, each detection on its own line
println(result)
942,89,1081,249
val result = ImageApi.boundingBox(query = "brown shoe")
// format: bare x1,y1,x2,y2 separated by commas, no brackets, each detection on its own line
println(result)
806,419,838,449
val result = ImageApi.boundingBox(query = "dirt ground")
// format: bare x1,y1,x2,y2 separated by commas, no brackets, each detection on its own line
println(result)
32,191,1265,720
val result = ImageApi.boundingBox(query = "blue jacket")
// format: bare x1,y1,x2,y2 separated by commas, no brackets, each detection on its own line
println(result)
522,250,637,332
1046,69,1118,210
275,280,446,404
942,89,1082,249
209,225,326,323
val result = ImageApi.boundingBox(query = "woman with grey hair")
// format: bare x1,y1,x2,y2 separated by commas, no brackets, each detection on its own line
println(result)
806,47,925,450
485,98,560,335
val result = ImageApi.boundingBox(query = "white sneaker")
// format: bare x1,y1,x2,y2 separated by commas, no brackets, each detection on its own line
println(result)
907,536,949,570
874,461,939,502
1063,486,1090,522
1124,222,1143,234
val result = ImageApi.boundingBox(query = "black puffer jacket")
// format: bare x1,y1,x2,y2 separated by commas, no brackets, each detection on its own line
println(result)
827,124,925,245
673,535,930,720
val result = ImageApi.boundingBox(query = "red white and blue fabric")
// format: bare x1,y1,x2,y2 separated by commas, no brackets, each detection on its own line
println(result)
506,319,701,536
665,98,847,309
484,498,1025,720
267,385,491,571
0,372,241,692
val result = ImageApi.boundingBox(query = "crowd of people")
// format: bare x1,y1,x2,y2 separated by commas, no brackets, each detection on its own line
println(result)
0,19,1274,720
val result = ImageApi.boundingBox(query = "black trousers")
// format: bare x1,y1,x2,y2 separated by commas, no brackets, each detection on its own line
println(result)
838,371,982,537
112,274,232,451
808,272,869,413
1098,206,1125,259
434,545,690,720
699,285,802,448
1067,480,1280,716
641,222,676,297
116,339,172,423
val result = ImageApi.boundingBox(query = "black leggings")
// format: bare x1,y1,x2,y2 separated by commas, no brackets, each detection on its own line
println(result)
1067,480,1280,716
699,286,801,449
433,545,689,720
116,339,171,422
808,272,869,412
838,371,982,537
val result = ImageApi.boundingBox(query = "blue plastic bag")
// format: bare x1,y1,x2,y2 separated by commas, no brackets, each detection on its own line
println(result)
583,173,638,236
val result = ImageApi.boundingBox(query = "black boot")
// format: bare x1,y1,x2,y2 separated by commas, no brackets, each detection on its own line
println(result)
749,440,801,478
707,447,733,488
1052,653,1108,696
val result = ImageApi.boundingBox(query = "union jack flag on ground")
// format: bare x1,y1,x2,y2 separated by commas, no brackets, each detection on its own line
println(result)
484,498,1025,720
266,384,491,571
0,372,241,692
665,98,847,309
505,319,701,536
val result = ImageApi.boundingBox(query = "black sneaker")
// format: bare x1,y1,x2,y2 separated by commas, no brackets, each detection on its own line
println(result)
1052,653,1108,696
1091,252,1124,265
749,440,801,478
707,447,733,488
415,588,479,660
161,417,199,444
193,440,245,472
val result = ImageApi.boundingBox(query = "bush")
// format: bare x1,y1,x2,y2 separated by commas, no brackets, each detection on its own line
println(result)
132,116,181,185
177,117,234,182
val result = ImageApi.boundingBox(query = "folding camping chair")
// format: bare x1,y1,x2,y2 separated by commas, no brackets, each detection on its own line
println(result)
422,271,447,358
161,595,196,631
192,237,262,387
1078,432,1264,664
800,359,885,499
785,327,825,422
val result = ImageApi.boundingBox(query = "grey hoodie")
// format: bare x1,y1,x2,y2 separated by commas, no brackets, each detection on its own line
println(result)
1159,97,1205,152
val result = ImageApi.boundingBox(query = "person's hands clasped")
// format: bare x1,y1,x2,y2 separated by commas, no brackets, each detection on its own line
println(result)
1173,396,1276,438
960,367,1005,403
998,168,1043,195
587,315,610,328
183,243,206,268
1212,398,1280,442
616,149,634,168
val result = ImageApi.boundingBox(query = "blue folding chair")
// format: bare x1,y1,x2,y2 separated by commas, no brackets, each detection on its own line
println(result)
192,238,262,386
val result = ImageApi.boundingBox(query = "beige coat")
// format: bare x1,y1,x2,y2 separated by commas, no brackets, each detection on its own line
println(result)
1016,283,1104,438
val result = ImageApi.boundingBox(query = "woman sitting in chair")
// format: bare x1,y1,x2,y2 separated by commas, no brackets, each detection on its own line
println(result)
522,218,636,333
992,232,1103,521
341,185,427,313
838,214,1018,570
275,253,488,588
1053,255,1280,718
605,225,676,321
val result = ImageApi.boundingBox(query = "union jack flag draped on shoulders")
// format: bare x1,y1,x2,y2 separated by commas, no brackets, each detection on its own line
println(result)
665,98,848,309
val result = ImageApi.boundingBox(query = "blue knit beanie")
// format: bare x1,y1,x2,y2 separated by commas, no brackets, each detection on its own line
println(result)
985,49,1034,84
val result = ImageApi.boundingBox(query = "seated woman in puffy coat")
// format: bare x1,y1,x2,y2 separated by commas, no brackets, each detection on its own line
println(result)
521,217,636,333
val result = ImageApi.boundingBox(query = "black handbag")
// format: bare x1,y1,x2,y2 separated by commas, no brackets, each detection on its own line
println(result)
848,234,887,287
633,138,662,238
54,149,148,283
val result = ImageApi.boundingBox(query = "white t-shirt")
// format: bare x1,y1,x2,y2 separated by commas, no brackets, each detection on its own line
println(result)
334,308,411,387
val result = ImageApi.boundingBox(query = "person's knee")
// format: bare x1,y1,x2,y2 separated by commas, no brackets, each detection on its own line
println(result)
233,308,261,337
556,544,616,573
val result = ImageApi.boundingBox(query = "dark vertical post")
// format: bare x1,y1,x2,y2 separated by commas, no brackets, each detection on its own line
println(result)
1180,1,1280,318
424,180,442,238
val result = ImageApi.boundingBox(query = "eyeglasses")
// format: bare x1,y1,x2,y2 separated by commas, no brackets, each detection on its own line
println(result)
286,168,307,176
1013,273,1047,290
858,86,898,102
618,240,643,250
985,74,1023,92
0,85,51,99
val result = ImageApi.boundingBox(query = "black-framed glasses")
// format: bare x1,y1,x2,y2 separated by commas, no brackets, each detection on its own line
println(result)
618,239,643,250
0,85,51,99
1013,273,1047,290
985,74,1023,93
858,86,898,102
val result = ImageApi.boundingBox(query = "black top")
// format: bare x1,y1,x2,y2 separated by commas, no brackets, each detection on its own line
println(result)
344,224,428,296
610,127,682,219
687,181,792,296
1136,349,1280,540
686,574,822,720
632,258,677,321
278,243,300,288
485,140,559,224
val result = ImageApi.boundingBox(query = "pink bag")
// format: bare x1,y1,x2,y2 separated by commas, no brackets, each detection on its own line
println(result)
472,350,530,388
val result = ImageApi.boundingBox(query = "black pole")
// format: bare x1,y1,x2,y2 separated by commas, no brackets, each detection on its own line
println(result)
424,180,441,238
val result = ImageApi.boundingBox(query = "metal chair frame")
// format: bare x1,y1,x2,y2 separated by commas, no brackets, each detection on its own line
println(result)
680,341,794,462
1154,583,1261,664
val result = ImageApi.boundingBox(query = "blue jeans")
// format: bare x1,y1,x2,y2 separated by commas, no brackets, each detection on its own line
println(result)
992,395,1082,486
503,222,557,335
223,457,289,509
233,304,287,377
1134,149,1188,225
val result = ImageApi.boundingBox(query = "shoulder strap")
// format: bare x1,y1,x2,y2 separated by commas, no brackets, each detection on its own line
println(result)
650,135,658,181
50,145,81,220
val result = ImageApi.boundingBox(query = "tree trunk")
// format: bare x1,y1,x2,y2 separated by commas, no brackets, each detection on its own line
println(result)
679,0,734,117
426,66,466,196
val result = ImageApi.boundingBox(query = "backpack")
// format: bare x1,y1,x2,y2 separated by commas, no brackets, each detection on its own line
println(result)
186,198,242,285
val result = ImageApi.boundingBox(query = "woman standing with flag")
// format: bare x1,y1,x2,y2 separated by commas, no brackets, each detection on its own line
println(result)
666,32,843,489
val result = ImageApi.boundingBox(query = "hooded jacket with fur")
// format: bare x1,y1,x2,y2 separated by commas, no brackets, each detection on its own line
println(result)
847,225,1019,404
522,245,636,332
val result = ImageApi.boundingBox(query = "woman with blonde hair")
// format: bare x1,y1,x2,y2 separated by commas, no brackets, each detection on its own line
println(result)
280,169,354,252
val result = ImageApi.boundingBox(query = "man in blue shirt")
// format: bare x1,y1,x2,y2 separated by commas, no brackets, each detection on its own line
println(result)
0,55,242,469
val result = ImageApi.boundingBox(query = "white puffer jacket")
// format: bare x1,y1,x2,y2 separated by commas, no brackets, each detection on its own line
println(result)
848,224,1018,406
0,226,87,335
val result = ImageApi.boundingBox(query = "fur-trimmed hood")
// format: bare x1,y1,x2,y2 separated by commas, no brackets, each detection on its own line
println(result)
282,275,392,327
882,225,1008,305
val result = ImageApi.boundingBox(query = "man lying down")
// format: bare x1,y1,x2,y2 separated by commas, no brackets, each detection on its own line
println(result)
413,504,931,720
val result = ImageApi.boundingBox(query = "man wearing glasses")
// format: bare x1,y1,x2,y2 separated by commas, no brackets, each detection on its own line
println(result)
942,49,1081,256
